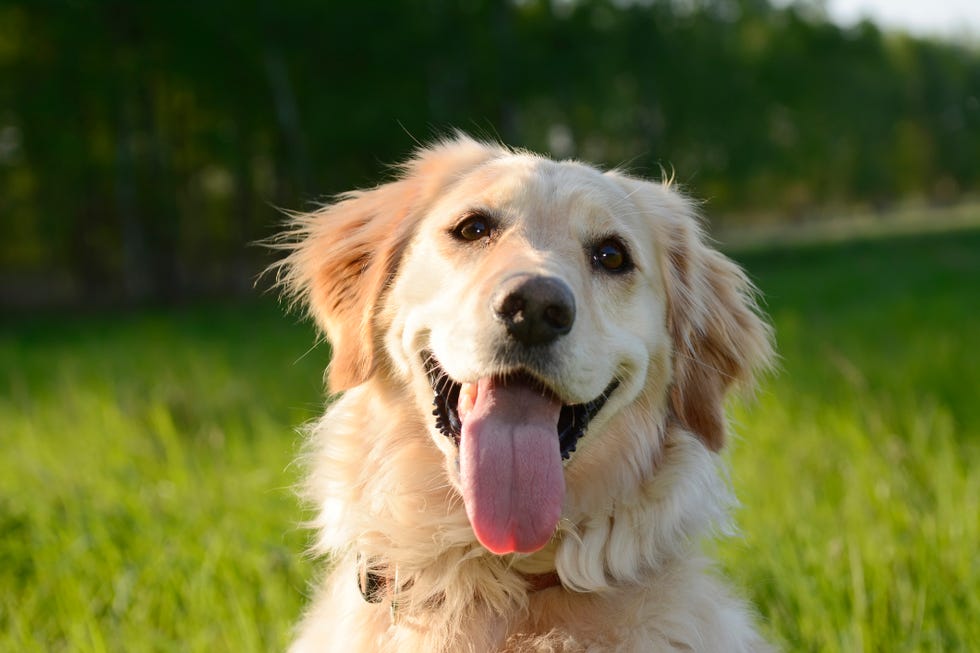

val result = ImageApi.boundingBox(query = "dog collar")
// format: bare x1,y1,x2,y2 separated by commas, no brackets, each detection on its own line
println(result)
358,560,563,604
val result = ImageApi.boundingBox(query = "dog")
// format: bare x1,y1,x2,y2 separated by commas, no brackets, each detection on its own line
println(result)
274,135,775,652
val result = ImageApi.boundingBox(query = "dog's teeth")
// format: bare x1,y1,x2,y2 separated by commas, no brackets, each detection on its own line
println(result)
458,382,477,422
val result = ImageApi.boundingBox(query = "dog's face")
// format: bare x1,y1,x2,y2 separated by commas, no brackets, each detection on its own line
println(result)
383,155,673,554
278,136,771,557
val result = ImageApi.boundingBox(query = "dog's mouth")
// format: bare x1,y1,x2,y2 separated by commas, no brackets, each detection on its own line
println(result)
423,351,619,555
424,354,618,460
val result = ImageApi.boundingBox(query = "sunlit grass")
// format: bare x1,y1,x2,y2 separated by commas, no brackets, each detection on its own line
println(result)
0,305,324,651
1,227,978,651
722,228,980,652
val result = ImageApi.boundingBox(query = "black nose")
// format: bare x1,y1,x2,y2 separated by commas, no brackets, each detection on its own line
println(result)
491,274,576,346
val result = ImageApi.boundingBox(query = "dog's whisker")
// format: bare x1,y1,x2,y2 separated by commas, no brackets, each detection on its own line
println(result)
292,339,325,366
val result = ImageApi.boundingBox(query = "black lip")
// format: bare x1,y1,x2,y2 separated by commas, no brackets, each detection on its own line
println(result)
423,353,619,460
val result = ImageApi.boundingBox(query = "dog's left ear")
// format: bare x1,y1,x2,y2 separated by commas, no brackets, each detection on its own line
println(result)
609,173,774,450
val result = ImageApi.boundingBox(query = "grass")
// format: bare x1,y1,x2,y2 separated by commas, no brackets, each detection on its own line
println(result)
0,305,323,651
722,228,980,651
2,226,978,651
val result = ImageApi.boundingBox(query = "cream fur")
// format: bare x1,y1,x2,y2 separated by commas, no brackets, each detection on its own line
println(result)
276,135,775,652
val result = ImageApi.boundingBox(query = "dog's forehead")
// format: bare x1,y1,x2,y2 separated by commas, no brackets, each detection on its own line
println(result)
444,154,632,225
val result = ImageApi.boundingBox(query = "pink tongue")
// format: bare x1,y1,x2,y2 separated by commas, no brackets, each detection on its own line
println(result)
459,377,564,554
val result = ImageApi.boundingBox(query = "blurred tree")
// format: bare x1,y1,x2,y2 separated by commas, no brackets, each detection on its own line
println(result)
1,0,978,307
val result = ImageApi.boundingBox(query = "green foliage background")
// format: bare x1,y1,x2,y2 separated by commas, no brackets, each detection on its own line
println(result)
2,0,979,306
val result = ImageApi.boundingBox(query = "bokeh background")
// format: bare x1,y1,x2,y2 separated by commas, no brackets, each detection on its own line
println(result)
2,1,978,651
2,0,980,307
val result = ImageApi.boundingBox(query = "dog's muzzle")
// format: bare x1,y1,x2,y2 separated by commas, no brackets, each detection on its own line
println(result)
424,354,618,460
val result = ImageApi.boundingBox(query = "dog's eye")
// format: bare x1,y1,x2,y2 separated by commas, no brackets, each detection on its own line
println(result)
452,213,493,242
591,238,633,274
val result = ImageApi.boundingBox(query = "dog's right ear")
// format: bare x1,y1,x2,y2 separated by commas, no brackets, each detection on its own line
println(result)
275,182,417,392
272,135,501,392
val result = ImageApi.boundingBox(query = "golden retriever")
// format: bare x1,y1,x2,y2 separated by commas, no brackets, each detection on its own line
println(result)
275,135,775,652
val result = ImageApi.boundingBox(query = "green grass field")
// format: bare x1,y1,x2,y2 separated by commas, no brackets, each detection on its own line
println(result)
2,226,978,652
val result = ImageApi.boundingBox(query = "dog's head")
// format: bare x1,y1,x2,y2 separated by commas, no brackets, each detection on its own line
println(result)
277,135,772,556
